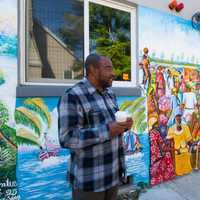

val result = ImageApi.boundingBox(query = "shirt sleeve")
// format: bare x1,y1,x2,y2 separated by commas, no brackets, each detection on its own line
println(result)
58,92,110,149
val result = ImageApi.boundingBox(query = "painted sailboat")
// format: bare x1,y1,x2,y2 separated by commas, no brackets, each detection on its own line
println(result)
39,135,59,161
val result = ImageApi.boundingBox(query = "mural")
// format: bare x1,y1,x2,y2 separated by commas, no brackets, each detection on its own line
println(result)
0,0,18,199
15,96,148,200
1,0,200,198
117,96,149,186
16,97,71,200
139,6,200,186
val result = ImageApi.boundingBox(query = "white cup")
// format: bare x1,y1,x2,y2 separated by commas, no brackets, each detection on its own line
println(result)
115,111,131,122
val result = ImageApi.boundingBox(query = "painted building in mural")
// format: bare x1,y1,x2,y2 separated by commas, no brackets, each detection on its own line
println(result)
0,0,200,199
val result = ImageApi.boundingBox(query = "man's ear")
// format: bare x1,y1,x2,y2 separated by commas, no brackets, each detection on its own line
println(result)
89,65,97,76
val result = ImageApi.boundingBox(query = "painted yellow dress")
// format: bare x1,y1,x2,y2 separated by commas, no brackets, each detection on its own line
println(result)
167,124,192,176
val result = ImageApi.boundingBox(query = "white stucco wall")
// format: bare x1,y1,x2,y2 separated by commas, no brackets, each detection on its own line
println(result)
129,0,199,20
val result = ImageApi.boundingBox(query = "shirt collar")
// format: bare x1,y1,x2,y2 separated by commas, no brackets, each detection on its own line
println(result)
83,78,110,95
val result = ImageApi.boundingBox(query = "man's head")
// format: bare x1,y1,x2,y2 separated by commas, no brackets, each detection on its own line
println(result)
175,114,182,126
143,47,149,54
85,54,114,90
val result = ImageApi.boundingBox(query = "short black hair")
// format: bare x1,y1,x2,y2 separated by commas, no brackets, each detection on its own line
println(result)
85,54,102,76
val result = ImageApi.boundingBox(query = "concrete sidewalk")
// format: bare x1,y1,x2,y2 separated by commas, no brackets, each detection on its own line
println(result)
139,171,200,200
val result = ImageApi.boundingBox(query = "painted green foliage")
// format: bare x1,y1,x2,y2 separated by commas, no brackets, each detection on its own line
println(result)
15,108,41,136
0,101,9,126
0,101,17,180
15,98,52,148
120,97,147,134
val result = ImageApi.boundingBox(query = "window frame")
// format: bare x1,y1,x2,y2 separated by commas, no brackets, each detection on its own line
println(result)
19,0,137,87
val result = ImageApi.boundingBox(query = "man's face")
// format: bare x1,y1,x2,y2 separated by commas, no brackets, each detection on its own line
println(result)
175,115,182,126
96,57,115,89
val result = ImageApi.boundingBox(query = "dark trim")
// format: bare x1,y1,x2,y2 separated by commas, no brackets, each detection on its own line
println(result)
16,85,141,97
112,87,141,96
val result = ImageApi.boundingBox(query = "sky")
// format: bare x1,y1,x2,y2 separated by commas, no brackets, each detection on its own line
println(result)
139,6,200,65
0,0,17,35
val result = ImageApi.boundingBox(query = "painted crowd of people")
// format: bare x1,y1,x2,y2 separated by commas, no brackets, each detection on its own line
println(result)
140,48,200,185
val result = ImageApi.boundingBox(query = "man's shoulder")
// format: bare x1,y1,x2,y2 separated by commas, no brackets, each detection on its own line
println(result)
106,87,116,98
63,80,89,99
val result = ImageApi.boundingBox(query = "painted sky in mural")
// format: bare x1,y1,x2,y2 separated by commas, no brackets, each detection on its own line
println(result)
0,0,17,57
0,0,17,36
0,0,17,126
139,6,200,65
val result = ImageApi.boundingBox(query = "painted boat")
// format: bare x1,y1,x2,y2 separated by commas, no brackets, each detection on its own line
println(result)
39,148,59,161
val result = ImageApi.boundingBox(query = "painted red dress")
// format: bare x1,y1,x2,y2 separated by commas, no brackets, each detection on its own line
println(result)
150,128,175,186
156,71,165,99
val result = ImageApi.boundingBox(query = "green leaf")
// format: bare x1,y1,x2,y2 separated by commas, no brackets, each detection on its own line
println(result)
119,101,133,111
0,101,9,128
128,97,145,113
17,136,40,147
138,122,148,134
15,109,41,136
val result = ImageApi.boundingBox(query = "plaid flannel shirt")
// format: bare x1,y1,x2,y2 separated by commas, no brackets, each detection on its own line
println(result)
58,78,125,192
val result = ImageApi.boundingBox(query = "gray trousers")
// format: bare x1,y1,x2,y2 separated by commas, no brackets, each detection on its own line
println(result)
72,186,118,200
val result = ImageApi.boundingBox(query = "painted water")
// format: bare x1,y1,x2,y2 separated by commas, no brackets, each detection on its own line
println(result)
0,34,17,57
17,149,72,200
125,134,150,184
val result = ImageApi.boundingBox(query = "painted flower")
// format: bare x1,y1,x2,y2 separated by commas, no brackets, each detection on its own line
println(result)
158,96,171,112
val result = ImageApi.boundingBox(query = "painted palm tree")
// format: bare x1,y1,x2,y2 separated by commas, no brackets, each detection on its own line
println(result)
119,97,147,134
0,101,17,180
0,101,17,149
15,98,52,149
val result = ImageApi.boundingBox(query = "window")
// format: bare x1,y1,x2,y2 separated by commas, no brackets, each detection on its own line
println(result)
24,0,84,84
20,0,136,86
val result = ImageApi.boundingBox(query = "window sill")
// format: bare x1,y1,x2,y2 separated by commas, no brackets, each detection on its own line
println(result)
16,85,142,97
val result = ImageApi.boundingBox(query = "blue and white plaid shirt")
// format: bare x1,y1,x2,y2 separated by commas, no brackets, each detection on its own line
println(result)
58,78,125,192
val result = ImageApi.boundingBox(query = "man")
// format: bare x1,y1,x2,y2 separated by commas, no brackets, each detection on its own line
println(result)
58,54,133,200
139,47,150,88
165,69,174,96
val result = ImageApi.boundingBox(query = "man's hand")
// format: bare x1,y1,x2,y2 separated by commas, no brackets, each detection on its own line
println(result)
108,118,133,138
126,117,133,130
